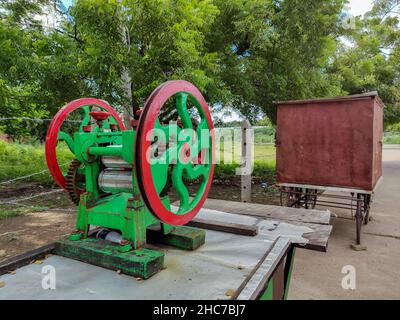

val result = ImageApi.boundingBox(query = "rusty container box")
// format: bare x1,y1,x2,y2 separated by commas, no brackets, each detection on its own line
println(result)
276,92,384,191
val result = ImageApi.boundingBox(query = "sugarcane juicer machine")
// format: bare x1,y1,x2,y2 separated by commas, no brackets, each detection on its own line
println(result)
45,80,214,279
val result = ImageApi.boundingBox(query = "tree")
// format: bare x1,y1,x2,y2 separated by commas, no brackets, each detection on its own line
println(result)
329,0,400,126
0,0,87,139
204,0,346,123
4,0,398,139
68,0,226,120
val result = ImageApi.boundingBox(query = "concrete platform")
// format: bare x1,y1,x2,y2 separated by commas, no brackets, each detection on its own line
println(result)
0,205,332,300
0,229,281,300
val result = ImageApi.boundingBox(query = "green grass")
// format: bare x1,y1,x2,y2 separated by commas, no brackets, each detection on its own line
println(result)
384,134,400,144
0,204,44,219
0,140,74,185
0,205,26,219
215,143,276,179
214,126,276,179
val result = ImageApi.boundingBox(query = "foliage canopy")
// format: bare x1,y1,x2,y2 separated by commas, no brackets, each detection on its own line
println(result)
1,0,400,139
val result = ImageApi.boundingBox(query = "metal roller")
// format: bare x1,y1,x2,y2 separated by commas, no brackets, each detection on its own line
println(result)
101,156,132,169
98,169,133,193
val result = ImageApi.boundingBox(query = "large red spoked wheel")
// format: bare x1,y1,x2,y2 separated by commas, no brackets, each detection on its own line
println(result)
45,98,125,189
135,80,215,226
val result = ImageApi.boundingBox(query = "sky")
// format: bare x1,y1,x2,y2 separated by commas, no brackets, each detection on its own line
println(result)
62,0,73,8
347,0,374,16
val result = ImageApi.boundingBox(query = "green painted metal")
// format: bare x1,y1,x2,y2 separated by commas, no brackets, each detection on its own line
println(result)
259,280,274,300
147,226,206,251
57,131,75,153
55,238,164,279
283,247,296,300
53,91,212,278
68,94,211,247
89,146,123,156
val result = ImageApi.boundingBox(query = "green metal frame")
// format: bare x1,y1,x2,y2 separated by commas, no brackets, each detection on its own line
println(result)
57,91,212,248
69,129,177,249
51,92,213,279
259,246,296,300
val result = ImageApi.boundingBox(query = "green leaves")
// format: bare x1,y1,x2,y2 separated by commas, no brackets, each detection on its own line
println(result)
1,0,399,140
331,0,400,126
205,0,346,123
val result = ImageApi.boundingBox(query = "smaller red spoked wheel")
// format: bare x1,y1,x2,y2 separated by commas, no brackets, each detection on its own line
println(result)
45,98,125,189
135,80,214,226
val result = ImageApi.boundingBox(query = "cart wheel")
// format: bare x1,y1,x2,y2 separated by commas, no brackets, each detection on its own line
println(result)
134,80,214,226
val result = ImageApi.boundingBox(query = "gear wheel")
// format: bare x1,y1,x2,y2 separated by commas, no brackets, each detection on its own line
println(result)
65,159,85,205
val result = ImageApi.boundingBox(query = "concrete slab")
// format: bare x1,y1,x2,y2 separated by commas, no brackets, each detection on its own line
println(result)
0,230,276,300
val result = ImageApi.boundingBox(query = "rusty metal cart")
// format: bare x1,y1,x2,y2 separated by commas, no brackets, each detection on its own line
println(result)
276,92,384,246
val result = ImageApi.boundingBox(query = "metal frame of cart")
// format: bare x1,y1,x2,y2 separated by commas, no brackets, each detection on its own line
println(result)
277,177,382,245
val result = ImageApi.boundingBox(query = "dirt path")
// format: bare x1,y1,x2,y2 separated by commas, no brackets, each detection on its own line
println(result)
288,145,400,300
0,211,75,262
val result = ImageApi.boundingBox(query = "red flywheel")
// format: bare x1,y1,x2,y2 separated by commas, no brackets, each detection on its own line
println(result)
45,98,125,189
134,80,215,226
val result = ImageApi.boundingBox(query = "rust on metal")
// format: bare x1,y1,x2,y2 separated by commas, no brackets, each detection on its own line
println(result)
276,92,384,191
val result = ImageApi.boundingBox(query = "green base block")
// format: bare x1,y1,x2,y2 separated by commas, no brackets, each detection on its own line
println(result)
54,238,164,279
147,226,206,251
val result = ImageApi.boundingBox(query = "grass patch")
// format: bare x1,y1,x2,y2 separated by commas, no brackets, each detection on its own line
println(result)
0,204,45,219
384,134,400,144
0,140,73,185
0,187,72,219
215,144,276,179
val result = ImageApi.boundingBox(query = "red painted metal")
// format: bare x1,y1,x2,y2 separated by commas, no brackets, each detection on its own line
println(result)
135,80,215,226
130,119,139,128
45,98,125,189
89,111,112,121
276,92,384,191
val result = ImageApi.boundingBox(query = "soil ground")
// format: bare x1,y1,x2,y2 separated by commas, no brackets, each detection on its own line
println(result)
0,180,280,262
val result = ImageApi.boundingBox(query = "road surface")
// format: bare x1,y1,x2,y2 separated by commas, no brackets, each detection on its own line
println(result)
289,145,400,300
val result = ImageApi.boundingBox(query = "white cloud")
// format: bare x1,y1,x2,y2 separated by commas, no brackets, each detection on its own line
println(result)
347,0,374,17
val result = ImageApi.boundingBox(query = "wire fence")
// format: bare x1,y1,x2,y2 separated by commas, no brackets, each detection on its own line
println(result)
0,162,70,185
0,117,80,123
